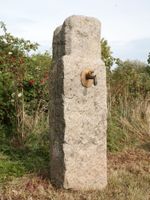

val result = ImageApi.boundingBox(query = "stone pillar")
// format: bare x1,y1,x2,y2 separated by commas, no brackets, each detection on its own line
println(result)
49,15,107,190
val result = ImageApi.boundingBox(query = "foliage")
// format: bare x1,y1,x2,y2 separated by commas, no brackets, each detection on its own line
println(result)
0,21,39,142
107,116,126,152
101,38,122,71
24,52,51,117
107,60,150,151
0,22,51,144
0,22,50,187
101,38,113,68
112,60,150,99
0,125,49,183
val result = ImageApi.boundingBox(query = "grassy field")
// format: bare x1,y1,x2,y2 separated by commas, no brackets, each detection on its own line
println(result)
0,141,149,200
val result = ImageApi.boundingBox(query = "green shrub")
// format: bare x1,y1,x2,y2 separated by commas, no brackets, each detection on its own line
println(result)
0,22,51,144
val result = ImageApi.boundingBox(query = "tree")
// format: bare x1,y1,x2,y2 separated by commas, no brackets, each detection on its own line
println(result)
100,38,118,116
101,38,114,71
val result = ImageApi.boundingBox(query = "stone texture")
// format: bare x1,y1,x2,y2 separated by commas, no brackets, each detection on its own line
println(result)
49,15,107,190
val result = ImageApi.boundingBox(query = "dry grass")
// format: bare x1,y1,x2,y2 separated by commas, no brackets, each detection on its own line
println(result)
0,147,149,200
120,99,150,140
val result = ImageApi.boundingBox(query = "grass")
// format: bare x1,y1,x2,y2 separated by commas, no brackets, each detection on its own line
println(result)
0,144,149,199
0,123,149,200
0,128,49,184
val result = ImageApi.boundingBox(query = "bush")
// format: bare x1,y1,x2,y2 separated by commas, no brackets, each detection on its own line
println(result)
107,60,150,151
0,22,51,144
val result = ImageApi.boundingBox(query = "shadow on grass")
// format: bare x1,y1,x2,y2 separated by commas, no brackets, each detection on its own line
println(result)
140,142,150,152
0,129,50,183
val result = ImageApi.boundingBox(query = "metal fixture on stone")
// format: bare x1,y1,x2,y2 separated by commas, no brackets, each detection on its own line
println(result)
80,68,97,88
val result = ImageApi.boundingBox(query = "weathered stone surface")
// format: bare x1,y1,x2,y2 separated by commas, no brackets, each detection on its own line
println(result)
49,15,107,190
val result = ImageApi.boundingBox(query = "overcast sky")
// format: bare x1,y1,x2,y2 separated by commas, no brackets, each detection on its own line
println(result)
1,0,150,62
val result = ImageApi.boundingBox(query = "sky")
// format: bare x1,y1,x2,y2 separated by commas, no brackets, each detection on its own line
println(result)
0,0,150,62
